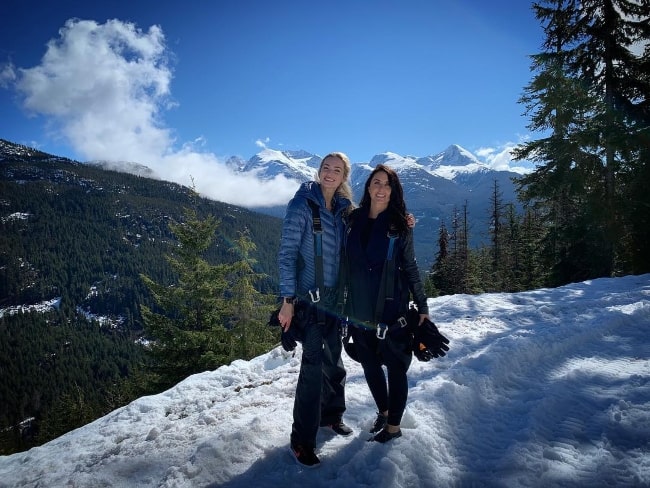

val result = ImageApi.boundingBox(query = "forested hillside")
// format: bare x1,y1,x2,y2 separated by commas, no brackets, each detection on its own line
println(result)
0,139,283,453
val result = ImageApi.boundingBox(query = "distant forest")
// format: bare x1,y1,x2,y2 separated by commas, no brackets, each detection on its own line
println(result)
0,148,283,453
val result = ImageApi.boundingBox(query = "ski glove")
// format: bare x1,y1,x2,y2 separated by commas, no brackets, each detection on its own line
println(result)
281,326,299,352
268,302,309,352
413,318,450,361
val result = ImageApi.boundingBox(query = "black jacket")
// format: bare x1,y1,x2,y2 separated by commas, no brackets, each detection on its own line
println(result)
342,207,428,326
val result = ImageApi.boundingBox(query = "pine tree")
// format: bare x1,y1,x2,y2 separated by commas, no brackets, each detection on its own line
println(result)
427,220,451,296
223,229,277,360
140,204,231,390
487,179,505,291
447,204,472,294
514,0,650,282
501,203,523,292
519,206,547,289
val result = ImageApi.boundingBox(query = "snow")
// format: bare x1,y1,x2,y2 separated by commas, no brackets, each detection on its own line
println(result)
1,274,649,488
0,298,61,319
1,212,31,223
428,162,488,180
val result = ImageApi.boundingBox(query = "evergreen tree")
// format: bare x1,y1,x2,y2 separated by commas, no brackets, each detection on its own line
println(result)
448,204,472,294
37,384,98,444
618,26,650,273
502,203,522,292
427,220,451,296
487,179,505,291
224,230,277,360
573,0,650,274
519,206,547,289
514,0,650,282
140,204,231,390
448,208,463,293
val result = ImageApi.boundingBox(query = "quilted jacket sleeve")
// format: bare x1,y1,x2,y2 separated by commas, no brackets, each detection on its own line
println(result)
399,229,429,315
278,195,308,298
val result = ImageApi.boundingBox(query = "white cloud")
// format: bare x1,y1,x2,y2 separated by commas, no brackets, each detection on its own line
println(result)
0,62,16,88
255,137,270,149
476,140,533,175
11,19,294,207
159,149,298,207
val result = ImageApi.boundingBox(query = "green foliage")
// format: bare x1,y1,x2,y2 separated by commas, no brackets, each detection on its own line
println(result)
36,384,99,444
427,181,549,296
512,0,650,281
140,200,278,391
224,231,278,360
140,204,231,389
0,311,143,454
0,140,282,453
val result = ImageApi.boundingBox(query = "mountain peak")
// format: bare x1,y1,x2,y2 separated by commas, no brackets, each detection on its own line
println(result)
241,149,319,182
438,144,482,166
369,152,418,168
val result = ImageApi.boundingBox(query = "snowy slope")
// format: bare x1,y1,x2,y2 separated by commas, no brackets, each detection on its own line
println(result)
1,274,649,488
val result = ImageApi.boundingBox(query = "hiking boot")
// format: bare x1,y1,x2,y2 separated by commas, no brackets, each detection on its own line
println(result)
322,421,353,436
290,441,320,468
370,428,402,443
370,412,387,434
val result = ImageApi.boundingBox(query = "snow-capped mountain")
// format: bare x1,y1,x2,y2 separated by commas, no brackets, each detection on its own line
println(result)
236,144,522,266
1,137,523,268
240,148,321,181
236,144,519,205
349,146,498,201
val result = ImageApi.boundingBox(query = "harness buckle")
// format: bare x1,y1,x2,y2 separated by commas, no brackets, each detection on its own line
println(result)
308,288,321,303
397,316,407,328
376,323,388,340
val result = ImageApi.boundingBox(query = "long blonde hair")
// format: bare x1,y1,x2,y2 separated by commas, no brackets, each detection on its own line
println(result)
317,152,354,207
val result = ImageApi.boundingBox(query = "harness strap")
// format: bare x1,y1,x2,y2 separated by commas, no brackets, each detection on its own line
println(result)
341,220,403,345
307,200,326,324
354,315,408,339
374,232,399,328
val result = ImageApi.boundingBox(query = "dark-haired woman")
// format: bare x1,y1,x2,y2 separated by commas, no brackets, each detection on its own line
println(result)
341,164,429,443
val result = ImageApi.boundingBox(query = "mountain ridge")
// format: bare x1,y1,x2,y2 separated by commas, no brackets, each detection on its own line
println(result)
232,143,524,266
1,138,525,267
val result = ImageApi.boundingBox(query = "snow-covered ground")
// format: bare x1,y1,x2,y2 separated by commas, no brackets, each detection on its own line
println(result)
2,274,649,488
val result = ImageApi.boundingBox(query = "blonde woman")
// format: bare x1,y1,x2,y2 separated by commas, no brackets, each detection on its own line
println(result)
277,152,354,468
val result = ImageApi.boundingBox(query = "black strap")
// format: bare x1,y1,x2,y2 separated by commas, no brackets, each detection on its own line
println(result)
307,200,326,324
337,224,351,316
374,232,399,324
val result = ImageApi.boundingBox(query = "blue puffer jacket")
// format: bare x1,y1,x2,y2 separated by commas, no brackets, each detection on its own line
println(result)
278,181,351,299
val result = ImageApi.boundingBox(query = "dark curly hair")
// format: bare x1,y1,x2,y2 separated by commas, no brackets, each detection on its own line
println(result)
359,164,409,234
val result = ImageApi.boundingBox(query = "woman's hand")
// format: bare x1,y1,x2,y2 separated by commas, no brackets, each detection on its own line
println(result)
407,213,416,229
279,302,294,331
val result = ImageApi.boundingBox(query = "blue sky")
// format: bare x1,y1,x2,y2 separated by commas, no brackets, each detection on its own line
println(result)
0,0,543,204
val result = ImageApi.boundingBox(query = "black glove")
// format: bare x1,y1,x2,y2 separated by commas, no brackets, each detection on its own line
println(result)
267,308,281,328
281,326,299,352
413,318,450,361
413,342,434,362
268,307,298,351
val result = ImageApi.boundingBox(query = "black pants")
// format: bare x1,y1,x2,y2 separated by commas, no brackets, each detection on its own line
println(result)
291,311,346,449
352,326,412,427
